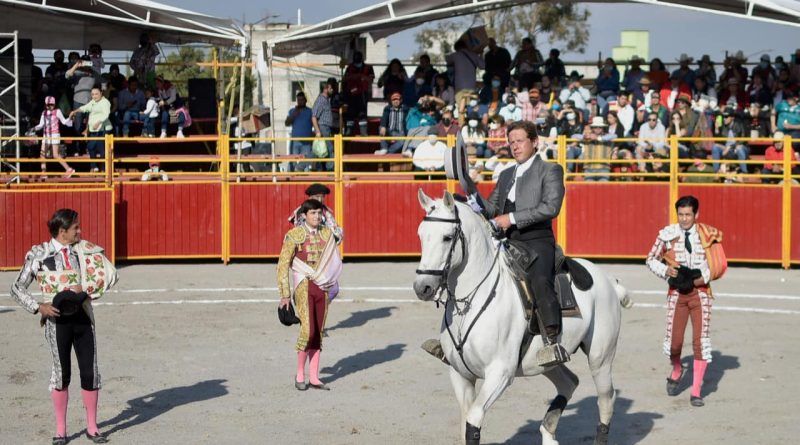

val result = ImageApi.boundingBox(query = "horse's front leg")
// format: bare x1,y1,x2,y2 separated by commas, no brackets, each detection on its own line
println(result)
464,364,515,444
449,367,476,444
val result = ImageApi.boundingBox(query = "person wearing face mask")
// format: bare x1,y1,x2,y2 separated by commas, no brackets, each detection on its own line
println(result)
461,112,488,158
459,92,481,126
499,95,522,123
436,109,460,138
416,54,439,86
342,51,375,136
412,127,448,172
479,74,505,117
404,68,433,107
559,108,584,172
487,115,509,157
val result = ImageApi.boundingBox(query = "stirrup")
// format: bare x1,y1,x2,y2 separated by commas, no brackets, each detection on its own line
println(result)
421,339,450,365
537,342,570,367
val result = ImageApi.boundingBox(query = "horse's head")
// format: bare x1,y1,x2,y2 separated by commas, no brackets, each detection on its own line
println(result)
414,189,466,301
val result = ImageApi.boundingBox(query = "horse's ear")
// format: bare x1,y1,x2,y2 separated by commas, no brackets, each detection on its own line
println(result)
442,190,455,210
418,188,434,212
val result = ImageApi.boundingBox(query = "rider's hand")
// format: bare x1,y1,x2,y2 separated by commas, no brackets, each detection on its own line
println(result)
493,214,512,230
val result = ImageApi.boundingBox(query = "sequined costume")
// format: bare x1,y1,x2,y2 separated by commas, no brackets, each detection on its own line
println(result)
11,239,118,391
278,226,336,350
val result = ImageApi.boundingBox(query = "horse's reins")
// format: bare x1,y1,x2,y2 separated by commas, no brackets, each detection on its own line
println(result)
415,205,502,378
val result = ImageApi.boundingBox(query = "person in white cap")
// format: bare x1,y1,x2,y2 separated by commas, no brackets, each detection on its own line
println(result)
573,116,615,181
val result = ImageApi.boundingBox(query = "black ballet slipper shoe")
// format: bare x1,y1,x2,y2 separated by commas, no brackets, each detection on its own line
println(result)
309,382,330,391
295,379,308,391
85,431,109,443
690,396,705,407
52,437,67,445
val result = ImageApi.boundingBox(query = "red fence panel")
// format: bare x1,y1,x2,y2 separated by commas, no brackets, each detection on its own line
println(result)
0,189,113,269
565,183,670,258
679,185,782,262
115,182,222,259
228,182,337,257
343,181,448,255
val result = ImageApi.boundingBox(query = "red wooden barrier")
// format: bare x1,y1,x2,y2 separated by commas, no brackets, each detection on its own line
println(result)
565,183,670,258
228,182,337,257
679,185,782,262
343,181,448,255
115,182,222,259
0,189,113,268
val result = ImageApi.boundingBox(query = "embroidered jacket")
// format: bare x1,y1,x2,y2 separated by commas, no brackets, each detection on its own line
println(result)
277,226,334,300
646,223,711,285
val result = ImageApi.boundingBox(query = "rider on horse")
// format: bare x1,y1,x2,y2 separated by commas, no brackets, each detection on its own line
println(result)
423,120,569,367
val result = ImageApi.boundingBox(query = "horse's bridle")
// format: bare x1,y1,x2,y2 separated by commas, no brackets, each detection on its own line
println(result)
415,205,466,301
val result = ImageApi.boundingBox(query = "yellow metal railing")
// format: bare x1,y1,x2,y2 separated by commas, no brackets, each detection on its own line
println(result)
1,133,797,267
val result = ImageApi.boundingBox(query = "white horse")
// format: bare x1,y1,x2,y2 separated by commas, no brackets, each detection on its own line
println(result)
413,190,629,445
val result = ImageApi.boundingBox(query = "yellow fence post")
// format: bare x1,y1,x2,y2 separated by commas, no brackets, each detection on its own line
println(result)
221,133,230,264
669,135,679,224
334,134,345,257
446,133,457,193
782,134,793,269
104,133,113,187
557,135,568,251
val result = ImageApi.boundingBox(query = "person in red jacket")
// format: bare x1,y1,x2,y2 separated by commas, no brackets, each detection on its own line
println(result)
660,73,692,111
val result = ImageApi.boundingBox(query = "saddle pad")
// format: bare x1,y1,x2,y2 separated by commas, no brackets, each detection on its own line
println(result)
565,258,593,291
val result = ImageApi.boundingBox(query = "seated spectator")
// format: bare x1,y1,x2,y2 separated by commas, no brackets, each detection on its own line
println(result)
673,93,699,157
342,51,374,136
636,111,668,170
69,87,112,172
108,64,126,92
692,76,718,106
521,87,546,122
559,71,591,120
536,109,559,159
745,102,772,138
498,94,522,123
634,75,655,109
613,92,635,136
578,117,615,182
560,109,586,172
285,91,314,172
672,54,696,86
140,88,159,137
747,75,773,107
406,95,442,131
594,58,620,113
416,54,439,86
683,150,716,183
666,111,692,158
376,92,409,155
660,73,691,111
155,75,178,138
404,68,433,107
648,58,670,90
461,112,488,158
539,74,557,105
483,38,512,91
479,74,505,118
752,54,777,89
712,107,749,173
719,77,749,112
694,54,717,88
486,115,509,158
118,77,145,137
646,152,670,179
719,52,749,90
412,128,448,172
622,55,646,97
764,131,800,183
647,91,670,127
173,98,192,138
436,109,460,138
606,111,625,139
511,37,543,89
773,90,800,138
543,49,567,86
433,73,455,106
377,58,408,100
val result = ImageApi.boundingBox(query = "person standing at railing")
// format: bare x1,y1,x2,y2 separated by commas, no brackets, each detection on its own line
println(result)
377,58,408,100
342,51,374,136
130,33,159,89
375,92,408,155
117,77,145,137
69,87,112,173
712,107,749,174
33,96,75,179
286,92,314,172
447,39,485,111
671,54,696,86
510,36,543,90
484,38,512,91
543,49,567,87
65,55,97,157
694,55,717,88
311,80,335,171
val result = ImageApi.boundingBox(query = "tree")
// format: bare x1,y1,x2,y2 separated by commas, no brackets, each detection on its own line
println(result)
156,46,209,97
414,1,591,60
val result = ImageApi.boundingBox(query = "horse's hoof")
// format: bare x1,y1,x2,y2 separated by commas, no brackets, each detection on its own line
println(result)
466,422,481,445
594,423,610,445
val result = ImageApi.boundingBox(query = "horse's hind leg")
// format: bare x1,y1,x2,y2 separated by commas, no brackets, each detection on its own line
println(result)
449,367,476,444
589,361,616,445
464,366,514,444
539,365,580,445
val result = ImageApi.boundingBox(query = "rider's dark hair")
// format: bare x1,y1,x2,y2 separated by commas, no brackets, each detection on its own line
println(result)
675,195,699,214
48,208,79,237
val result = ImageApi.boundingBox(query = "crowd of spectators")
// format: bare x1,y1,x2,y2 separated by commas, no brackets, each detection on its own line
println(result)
25,33,194,178
289,38,800,181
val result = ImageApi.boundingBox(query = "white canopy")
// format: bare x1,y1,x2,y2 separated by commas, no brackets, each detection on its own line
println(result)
271,0,800,57
0,0,245,50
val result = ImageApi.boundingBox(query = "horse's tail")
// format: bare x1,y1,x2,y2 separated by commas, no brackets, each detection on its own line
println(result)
613,278,633,309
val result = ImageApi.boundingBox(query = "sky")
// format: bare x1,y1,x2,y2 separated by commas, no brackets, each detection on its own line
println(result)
167,1,800,63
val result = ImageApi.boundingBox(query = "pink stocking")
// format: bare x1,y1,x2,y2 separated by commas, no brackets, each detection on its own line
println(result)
81,389,100,435
308,349,322,385
51,389,69,437
296,351,308,383
692,359,708,398
670,356,683,380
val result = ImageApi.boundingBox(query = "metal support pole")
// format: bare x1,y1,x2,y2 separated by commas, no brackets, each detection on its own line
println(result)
266,42,277,182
